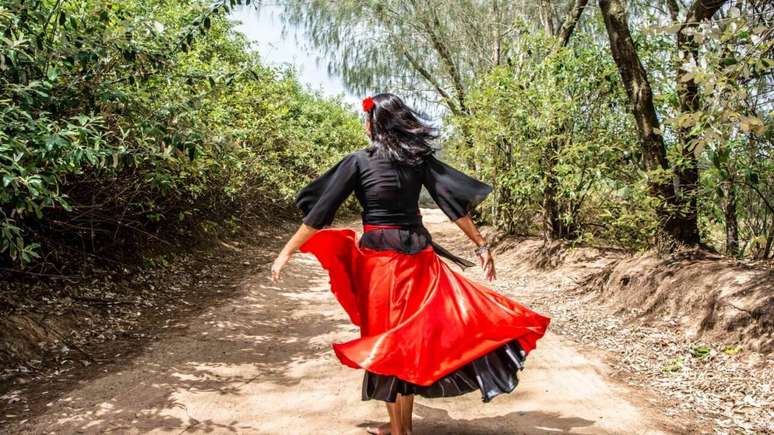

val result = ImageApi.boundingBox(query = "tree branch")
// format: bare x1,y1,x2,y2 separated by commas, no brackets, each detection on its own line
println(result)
684,0,727,23
675,0,727,149
744,181,774,215
399,47,461,115
665,0,681,21
557,0,590,48
539,0,558,35
409,0,469,114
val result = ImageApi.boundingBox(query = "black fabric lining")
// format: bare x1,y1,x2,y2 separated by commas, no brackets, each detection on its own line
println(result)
361,340,526,403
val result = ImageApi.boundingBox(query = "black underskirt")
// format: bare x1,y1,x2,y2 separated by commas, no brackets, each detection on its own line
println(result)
362,340,526,403
357,226,528,403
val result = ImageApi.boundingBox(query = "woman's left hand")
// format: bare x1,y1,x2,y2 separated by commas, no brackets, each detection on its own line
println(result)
271,253,291,282
478,250,496,281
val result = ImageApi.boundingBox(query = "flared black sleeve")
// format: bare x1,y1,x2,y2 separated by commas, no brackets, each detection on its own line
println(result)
295,153,359,229
422,155,492,221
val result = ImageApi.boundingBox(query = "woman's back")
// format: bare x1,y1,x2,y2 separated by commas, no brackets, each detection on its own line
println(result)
354,149,424,227
295,148,491,230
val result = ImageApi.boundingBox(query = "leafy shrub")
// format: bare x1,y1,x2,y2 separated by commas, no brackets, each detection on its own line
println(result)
0,0,365,267
448,31,656,248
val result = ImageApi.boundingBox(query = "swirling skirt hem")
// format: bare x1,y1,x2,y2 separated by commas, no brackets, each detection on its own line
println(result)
361,340,526,403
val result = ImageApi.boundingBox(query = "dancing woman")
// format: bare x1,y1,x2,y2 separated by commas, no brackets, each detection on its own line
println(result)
271,93,549,435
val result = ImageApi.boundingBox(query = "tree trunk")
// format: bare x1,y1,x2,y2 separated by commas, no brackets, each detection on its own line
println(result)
598,0,699,247
538,0,558,35
672,0,727,245
493,0,503,66
408,0,469,115
541,138,562,240
672,160,701,245
725,182,739,256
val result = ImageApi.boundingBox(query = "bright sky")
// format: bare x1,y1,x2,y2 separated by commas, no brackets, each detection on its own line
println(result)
229,5,360,108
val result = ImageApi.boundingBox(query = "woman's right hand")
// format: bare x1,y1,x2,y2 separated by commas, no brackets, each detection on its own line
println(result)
478,250,496,281
271,253,291,282
270,223,320,283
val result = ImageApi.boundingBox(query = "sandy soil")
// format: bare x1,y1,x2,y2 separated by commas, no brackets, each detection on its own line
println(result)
10,209,690,434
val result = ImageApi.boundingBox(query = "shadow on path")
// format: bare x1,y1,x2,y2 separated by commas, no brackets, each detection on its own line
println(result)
14,254,353,434
358,403,597,435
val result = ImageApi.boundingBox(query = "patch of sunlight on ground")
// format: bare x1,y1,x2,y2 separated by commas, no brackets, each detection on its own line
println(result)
181,363,260,379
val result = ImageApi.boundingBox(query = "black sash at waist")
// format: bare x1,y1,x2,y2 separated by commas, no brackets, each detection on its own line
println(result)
360,224,475,269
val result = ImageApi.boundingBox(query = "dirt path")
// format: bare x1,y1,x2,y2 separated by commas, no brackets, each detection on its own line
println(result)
12,209,688,434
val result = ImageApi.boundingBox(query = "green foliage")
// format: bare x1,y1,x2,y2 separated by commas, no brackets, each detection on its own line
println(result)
690,345,712,359
642,4,774,257
449,31,657,247
4,0,770,263
0,0,365,267
686,13,773,258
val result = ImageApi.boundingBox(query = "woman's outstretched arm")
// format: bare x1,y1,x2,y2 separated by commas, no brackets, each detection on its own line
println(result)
453,214,496,281
271,223,319,282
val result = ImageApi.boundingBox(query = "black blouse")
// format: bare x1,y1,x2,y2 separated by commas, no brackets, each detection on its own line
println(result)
295,148,492,229
295,148,492,269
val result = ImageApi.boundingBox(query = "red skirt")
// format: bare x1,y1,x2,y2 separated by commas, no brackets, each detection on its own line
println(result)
299,226,550,402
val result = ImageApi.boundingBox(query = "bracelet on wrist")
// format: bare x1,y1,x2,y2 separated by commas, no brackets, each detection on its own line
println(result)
474,243,489,256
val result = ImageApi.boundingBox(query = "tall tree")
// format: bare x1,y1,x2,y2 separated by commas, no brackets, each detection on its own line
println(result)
598,0,726,247
598,0,683,246
281,0,588,115
541,0,591,240
668,0,728,245
282,0,524,114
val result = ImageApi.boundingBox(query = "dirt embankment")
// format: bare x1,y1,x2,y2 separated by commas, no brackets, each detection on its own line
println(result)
482,234,772,354
581,250,772,353
470,234,772,434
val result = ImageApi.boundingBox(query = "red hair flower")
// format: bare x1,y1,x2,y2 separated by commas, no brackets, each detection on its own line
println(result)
362,96,375,113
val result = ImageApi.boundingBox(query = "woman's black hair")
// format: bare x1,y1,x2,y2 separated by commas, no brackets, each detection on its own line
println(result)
365,93,437,166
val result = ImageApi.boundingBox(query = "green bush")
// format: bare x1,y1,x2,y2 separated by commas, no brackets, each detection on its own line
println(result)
0,0,365,267
448,31,656,248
